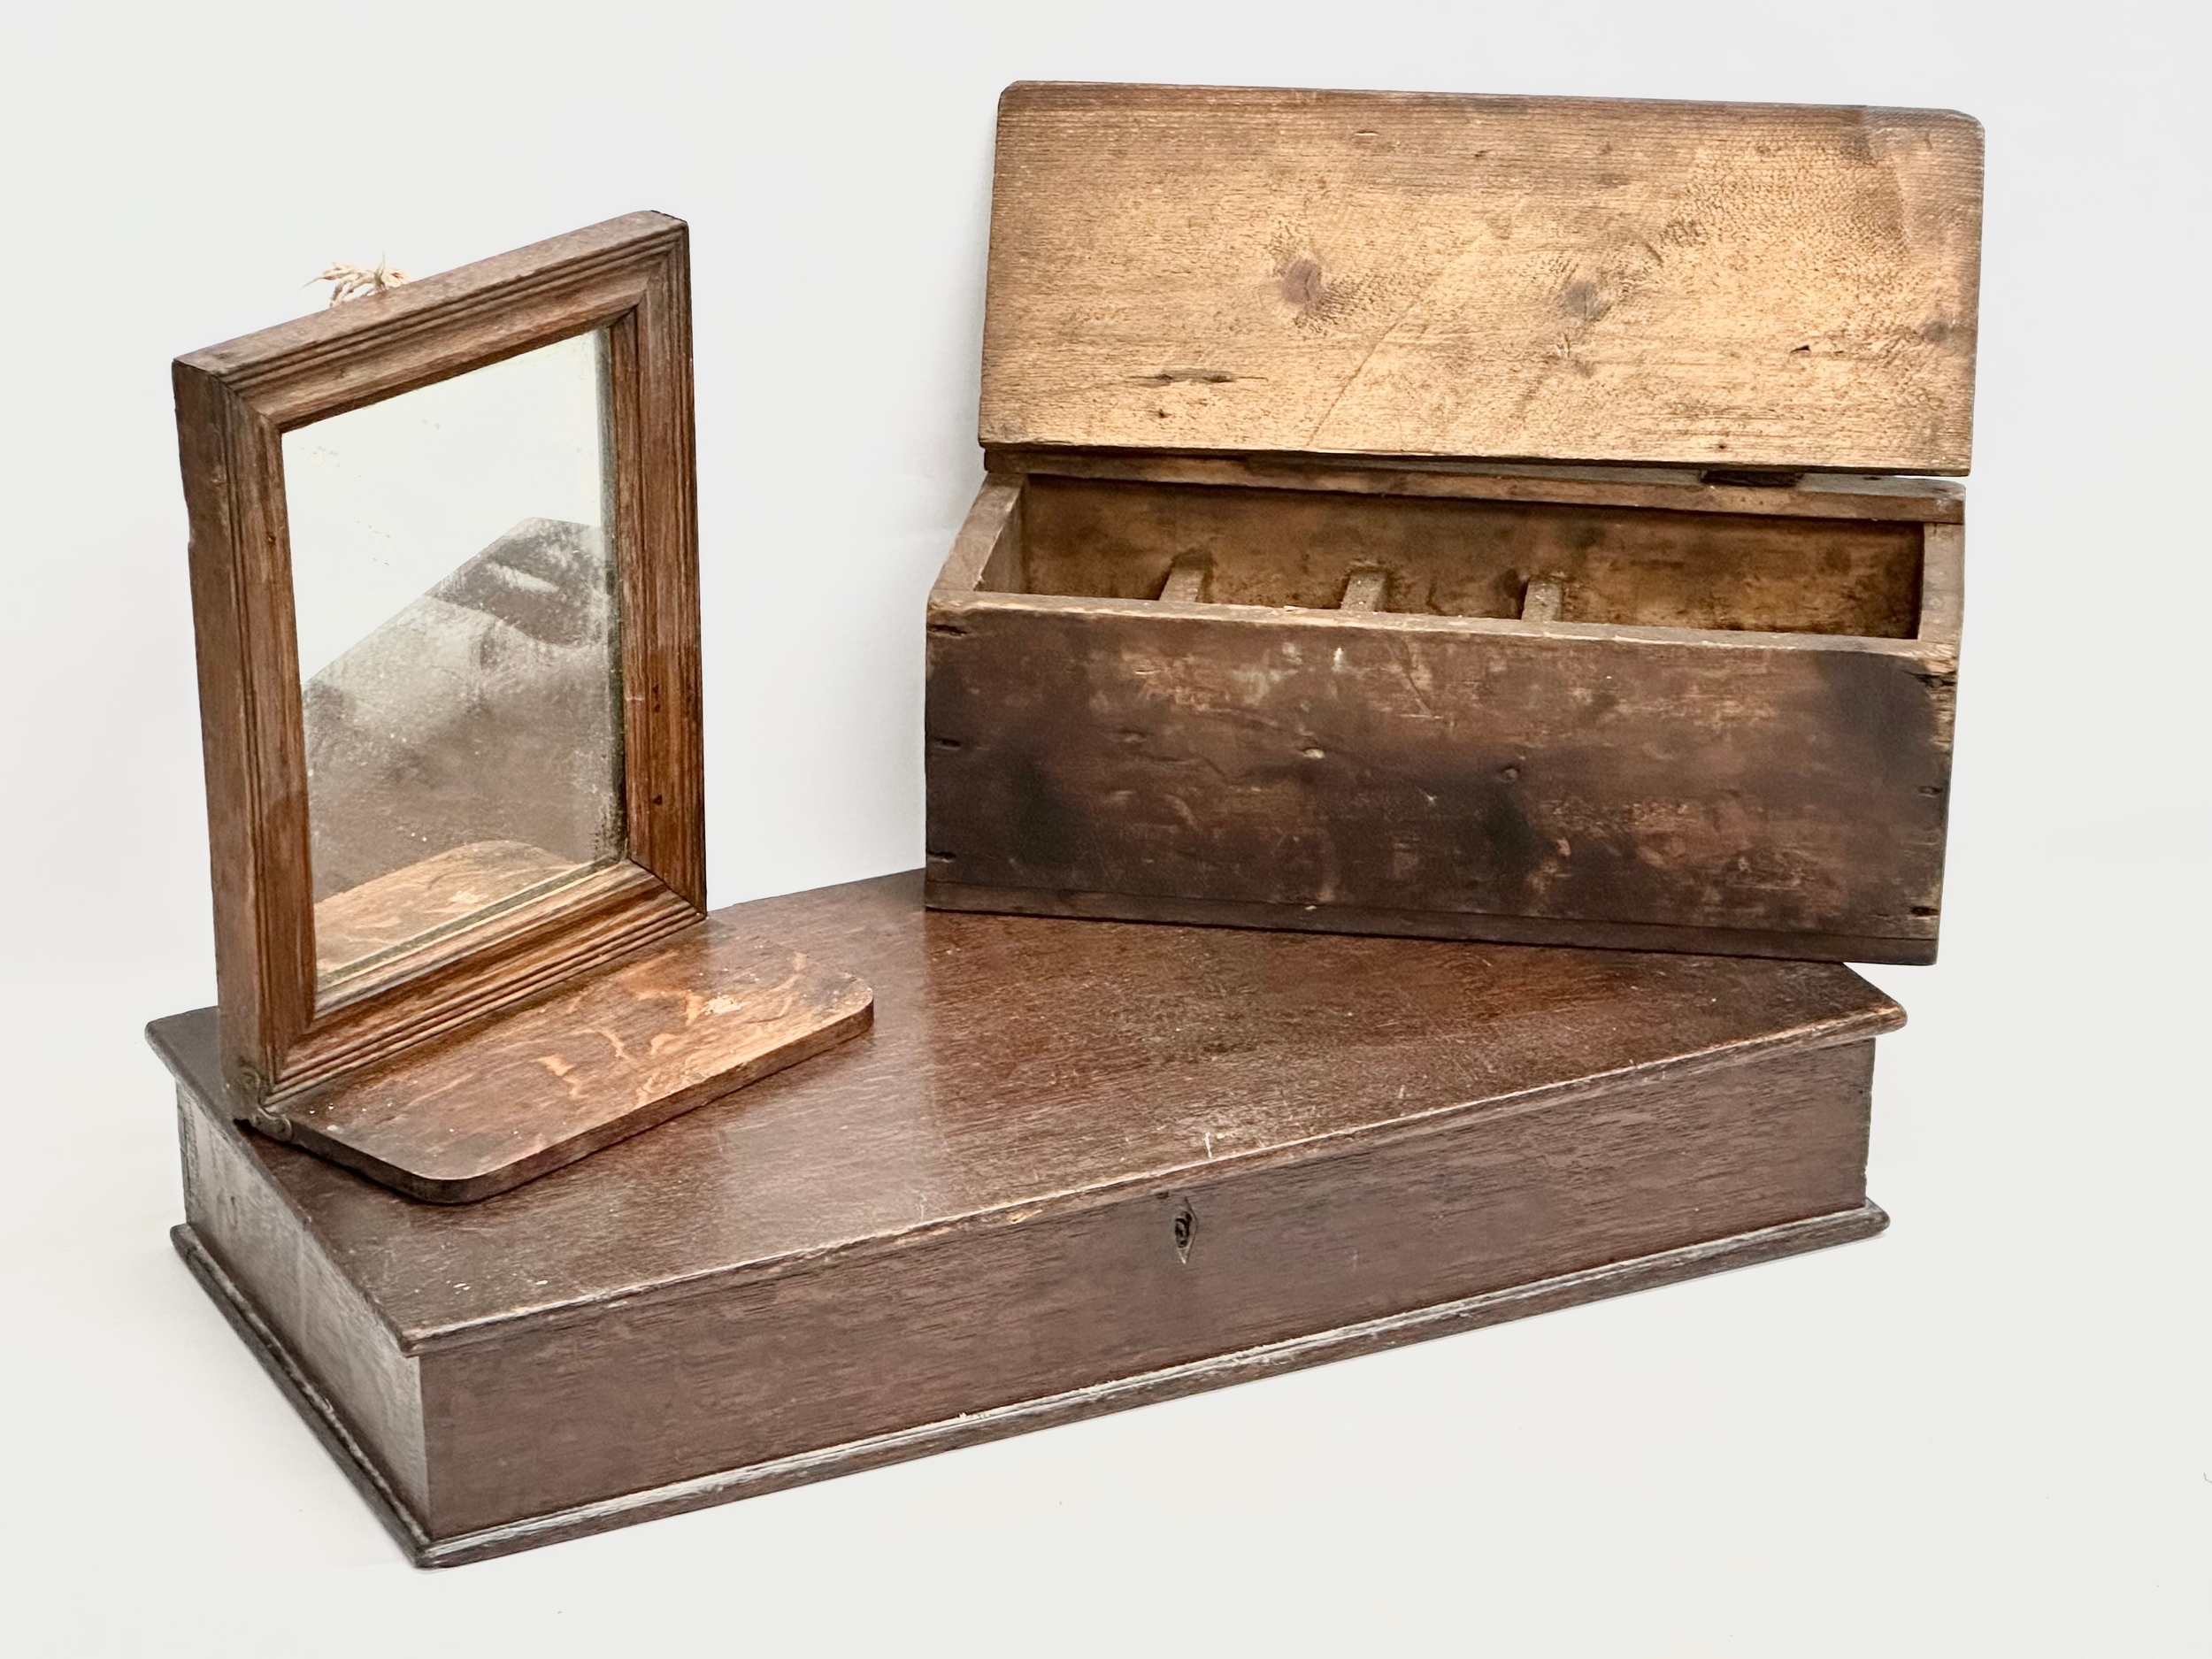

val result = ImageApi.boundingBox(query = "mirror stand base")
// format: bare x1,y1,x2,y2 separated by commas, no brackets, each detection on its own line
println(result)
238,918,872,1202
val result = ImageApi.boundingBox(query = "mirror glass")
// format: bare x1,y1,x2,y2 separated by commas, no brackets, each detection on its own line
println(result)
283,330,623,989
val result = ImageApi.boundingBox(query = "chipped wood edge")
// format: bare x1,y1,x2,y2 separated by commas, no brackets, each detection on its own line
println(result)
1918,524,1964,657
930,477,1025,603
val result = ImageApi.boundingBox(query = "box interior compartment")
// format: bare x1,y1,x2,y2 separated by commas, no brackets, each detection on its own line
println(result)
1002,475,1925,640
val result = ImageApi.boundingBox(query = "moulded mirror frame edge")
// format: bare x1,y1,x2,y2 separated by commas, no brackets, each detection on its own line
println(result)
173,211,706,1105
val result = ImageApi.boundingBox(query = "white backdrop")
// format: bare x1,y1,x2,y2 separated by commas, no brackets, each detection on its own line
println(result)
2,3,2206,1652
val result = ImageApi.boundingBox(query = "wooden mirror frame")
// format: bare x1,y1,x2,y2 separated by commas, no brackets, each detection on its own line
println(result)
174,213,705,1105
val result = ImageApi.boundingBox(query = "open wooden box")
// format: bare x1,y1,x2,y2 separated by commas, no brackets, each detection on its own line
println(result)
927,85,1983,964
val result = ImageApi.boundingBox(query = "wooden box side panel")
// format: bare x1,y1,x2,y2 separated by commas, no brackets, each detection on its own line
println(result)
179,1095,430,1516
926,598,1954,954
416,1041,1872,1538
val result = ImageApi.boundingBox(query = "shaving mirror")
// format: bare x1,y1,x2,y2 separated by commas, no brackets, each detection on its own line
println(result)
288,328,624,986
173,214,870,1199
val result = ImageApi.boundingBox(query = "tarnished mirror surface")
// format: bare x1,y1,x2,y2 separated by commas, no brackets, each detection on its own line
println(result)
282,331,623,989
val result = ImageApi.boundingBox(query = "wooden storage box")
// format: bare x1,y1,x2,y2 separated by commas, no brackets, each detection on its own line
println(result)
157,873,1901,1564
927,84,1984,964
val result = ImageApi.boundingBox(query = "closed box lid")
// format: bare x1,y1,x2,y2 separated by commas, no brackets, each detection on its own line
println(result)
980,83,1983,475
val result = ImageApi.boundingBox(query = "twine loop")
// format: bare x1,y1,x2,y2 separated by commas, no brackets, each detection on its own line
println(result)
317,258,414,306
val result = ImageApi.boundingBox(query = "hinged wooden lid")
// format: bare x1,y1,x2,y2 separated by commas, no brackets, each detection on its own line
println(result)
981,84,1983,474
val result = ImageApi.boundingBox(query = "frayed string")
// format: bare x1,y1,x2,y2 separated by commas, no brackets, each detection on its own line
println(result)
315,259,414,307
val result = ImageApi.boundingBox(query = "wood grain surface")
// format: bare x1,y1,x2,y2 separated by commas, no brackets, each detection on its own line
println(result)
927,597,1954,949
927,465,1960,963
177,1101,433,1519
174,1200,1889,1567
313,841,586,979
155,872,1902,1340
984,448,1970,525
174,212,706,1106
1020,473,1926,636
155,873,1901,1560
981,83,1983,472
263,917,873,1203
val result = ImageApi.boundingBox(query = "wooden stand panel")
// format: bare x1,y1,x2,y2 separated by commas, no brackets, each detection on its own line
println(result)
154,872,1902,1565
255,918,872,1203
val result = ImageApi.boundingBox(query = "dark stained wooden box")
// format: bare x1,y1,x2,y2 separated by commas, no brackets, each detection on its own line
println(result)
157,873,1901,1565
926,85,1984,964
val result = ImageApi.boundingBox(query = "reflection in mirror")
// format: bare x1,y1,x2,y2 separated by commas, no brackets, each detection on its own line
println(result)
283,331,622,989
